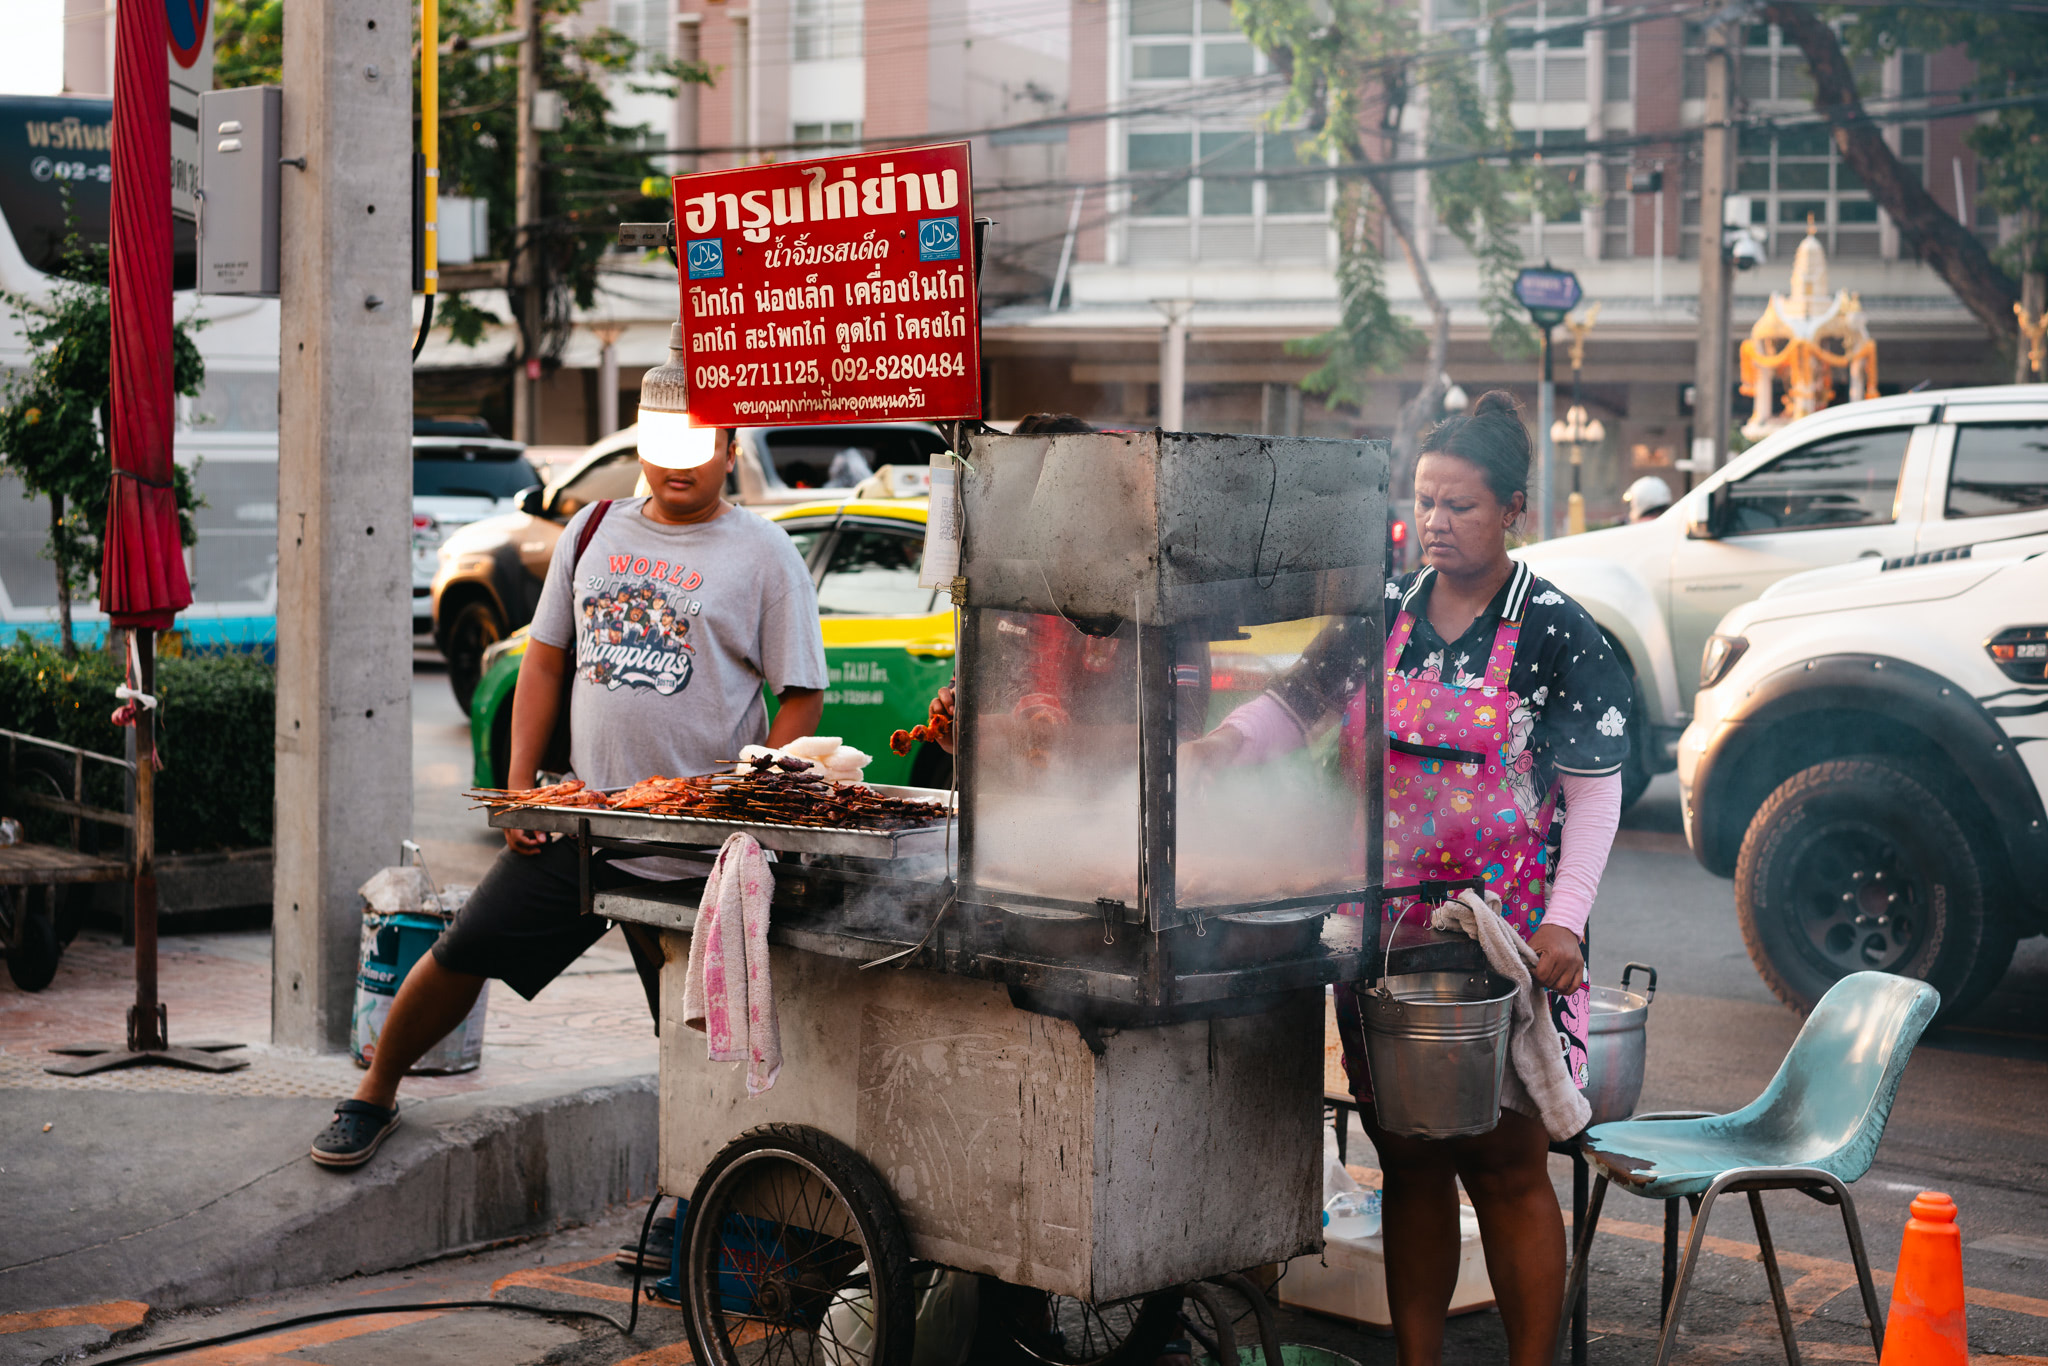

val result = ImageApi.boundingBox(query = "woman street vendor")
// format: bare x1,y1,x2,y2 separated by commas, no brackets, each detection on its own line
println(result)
1185,391,1631,1366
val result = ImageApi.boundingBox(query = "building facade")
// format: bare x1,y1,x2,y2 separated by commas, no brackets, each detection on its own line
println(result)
419,0,2014,526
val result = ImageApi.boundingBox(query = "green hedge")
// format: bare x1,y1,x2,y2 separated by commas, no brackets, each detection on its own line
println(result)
0,638,274,852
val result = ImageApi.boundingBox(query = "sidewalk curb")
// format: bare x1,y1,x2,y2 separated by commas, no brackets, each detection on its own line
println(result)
0,1066,657,1317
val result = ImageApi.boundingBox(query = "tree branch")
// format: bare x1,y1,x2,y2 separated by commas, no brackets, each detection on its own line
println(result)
1764,2,2016,340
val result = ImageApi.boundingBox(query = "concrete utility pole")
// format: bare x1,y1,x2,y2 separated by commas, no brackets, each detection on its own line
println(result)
274,0,416,1050
512,0,543,443
1693,22,1736,471
1157,301,1190,431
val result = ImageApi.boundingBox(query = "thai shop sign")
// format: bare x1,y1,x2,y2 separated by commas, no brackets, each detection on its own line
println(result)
671,141,981,428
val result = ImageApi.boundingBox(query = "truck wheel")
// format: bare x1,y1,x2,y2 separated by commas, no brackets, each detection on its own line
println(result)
1735,758,2016,1022
443,600,504,713
1619,684,1653,811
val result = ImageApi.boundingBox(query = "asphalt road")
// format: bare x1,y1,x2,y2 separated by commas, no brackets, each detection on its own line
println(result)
23,674,2042,1365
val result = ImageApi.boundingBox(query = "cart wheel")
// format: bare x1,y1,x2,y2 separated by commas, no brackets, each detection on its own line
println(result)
977,1278,1186,1366
5,887,62,993
681,1124,914,1366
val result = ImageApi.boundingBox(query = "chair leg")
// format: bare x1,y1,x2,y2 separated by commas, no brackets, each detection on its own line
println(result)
1653,1184,1726,1366
1748,1190,1802,1366
1572,1153,1590,1366
1662,1198,1680,1325
1824,1178,1887,1360
1333,1102,1350,1166
1554,1173,1610,1366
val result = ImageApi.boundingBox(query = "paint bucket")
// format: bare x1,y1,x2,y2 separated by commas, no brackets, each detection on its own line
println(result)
349,877,486,1074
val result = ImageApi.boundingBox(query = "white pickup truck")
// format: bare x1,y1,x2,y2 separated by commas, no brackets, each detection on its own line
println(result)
1517,384,2048,805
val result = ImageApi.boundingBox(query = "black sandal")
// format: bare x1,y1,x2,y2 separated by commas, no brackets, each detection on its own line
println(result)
311,1099,401,1169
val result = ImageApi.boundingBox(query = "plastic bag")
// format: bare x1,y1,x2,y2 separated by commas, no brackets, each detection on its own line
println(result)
821,1263,979,1366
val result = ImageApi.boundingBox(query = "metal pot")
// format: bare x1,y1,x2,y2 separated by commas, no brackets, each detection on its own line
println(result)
1582,962,1656,1126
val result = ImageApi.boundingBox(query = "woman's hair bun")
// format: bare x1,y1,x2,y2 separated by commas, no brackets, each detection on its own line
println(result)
1472,389,1523,421
1417,388,1533,511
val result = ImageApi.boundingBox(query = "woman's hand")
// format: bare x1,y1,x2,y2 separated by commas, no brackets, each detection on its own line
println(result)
1177,726,1246,786
1528,923,1586,993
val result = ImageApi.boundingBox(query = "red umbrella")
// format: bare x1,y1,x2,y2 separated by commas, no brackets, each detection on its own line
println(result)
47,0,243,1075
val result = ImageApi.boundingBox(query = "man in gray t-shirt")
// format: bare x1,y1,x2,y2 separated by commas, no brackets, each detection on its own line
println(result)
312,425,826,1171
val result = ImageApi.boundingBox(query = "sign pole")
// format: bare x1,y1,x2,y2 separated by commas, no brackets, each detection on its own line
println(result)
1512,264,1583,544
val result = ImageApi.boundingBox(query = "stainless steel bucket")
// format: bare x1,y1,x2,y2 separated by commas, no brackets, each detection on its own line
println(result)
1361,970,1517,1138
1582,962,1656,1126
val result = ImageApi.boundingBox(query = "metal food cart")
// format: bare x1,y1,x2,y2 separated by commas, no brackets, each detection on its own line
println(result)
494,429,1488,1366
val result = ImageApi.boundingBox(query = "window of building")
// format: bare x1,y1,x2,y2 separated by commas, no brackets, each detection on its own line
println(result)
1129,0,1259,83
793,0,862,62
612,0,671,73
1122,127,1330,261
1735,126,1880,259
793,122,862,154
1498,0,1590,106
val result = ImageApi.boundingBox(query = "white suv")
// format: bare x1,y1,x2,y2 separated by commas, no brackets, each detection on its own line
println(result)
1676,530,2048,1021
1518,384,2048,807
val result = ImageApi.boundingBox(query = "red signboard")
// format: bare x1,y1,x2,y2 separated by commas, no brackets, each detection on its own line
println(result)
671,141,981,428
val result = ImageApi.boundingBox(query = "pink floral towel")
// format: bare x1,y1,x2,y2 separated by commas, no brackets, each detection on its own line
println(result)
681,832,781,1095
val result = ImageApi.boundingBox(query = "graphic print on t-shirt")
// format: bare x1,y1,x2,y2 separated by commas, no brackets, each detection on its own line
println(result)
578,552,707,695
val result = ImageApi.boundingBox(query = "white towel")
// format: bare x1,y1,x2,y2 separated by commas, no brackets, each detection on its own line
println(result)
681,832,781,1095
1430,889,1591,1141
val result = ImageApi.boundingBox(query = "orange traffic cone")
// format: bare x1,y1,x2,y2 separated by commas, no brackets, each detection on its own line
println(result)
1877,1191,1968,1366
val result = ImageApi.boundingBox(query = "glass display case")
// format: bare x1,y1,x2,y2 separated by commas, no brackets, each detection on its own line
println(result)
954,428,1390,935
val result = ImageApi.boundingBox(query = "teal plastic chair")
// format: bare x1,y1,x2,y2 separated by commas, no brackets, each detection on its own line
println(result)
1556,971,1940,1366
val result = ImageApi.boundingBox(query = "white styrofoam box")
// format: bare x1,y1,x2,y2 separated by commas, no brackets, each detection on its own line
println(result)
1279,1203,1496,1330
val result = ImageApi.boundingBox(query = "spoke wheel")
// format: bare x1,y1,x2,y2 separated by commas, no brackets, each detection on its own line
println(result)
977,1278,1185,1366
5,887,62,993
681,1124,913,1366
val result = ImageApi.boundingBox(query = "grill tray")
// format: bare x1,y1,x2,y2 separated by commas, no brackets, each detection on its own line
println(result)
486,784,956,860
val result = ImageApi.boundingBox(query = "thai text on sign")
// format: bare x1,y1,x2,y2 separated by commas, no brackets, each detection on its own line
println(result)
671,142,982,428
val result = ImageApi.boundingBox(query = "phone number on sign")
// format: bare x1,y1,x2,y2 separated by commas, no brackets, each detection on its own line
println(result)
693,361,822,388
692,353,969,388
831,353,968,383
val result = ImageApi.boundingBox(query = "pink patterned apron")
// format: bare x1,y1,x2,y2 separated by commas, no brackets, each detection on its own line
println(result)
1332,592,1590,1106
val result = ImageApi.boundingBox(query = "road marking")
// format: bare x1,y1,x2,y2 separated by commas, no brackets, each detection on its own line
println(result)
1595,1215,2048,1320
144,1309,444,1363
1971,1234,2048,1261
0,1300,149,1336
490,1252,683,1308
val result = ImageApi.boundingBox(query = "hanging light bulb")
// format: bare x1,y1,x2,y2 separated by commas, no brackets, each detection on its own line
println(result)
635,323,718,469
1442,380,1469,413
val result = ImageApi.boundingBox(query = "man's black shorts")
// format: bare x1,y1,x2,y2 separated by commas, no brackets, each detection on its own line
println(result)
431,838,662,1000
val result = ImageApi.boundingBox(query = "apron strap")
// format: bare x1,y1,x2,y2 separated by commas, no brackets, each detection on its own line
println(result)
1382,568,1431,675
1483,563,1535,687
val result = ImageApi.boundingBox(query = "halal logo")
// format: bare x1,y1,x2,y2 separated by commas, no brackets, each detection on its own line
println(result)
918,217,961,262
167,0,210,69
686,238,725,280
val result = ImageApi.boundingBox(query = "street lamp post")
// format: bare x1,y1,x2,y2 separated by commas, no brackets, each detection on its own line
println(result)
1512,265,1584,540
1552,304,1603,535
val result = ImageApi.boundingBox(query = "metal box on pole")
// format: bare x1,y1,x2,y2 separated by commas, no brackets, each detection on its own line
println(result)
196,85,281,297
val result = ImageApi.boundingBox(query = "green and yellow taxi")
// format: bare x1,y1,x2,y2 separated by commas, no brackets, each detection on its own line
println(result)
468,499,957,790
